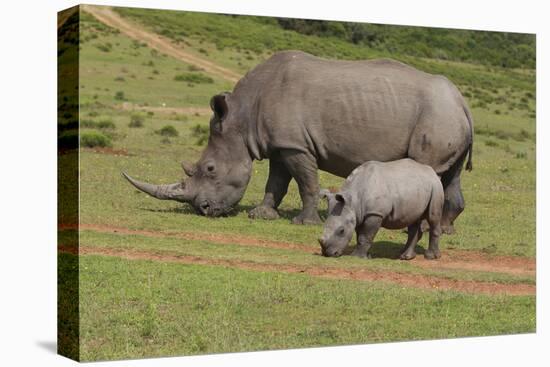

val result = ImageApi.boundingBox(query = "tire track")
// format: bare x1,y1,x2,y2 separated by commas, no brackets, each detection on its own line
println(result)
82,5,241,83
59,244,535,296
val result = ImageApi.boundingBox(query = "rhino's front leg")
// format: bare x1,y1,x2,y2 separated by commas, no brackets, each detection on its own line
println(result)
249,158,292,220
352,215,382,258
280,149,322,225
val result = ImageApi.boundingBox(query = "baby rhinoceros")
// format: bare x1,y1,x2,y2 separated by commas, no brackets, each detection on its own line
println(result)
319,158,444,260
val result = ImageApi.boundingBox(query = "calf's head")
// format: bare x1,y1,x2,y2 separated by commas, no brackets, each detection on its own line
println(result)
123,92,253,216
318,190,356,257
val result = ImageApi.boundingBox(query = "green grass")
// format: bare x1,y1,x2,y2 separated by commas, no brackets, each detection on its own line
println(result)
77,254,534,361
71,6,537,360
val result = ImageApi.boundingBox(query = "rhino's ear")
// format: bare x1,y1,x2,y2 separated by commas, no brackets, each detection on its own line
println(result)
210,92,230,121
335,192,352,206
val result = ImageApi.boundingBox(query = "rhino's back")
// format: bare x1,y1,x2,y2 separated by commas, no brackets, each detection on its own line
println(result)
239,51,466,177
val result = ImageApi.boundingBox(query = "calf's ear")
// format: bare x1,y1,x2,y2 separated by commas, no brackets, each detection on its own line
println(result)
335,192,352,206
319,189,333,203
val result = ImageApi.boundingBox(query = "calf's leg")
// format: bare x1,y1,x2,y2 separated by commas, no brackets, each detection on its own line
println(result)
400,221,423,260
352,215,383,259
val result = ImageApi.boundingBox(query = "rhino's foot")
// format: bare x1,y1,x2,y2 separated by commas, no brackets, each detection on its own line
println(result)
291,212,322,225
351,247,371,259
424,249,441,260
248,205,280,220
399,251,417,260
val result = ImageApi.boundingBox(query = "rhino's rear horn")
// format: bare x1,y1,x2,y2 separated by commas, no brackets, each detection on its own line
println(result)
181,161,196,177
122,172,192,202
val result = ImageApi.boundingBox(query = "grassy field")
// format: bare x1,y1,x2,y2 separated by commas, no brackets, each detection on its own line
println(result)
59,5,536,361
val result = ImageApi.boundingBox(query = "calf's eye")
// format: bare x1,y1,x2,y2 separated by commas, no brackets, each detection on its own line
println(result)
338,227,345,236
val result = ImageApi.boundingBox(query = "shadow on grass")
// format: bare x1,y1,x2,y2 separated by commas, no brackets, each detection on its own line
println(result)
140,204,309,221
331,241,426,260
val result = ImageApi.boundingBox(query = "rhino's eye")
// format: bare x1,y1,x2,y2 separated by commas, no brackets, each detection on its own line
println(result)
206,164,215,173
337,227,345,236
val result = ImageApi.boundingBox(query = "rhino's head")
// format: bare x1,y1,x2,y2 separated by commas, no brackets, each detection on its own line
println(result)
123,92,253,216
318,190,356,257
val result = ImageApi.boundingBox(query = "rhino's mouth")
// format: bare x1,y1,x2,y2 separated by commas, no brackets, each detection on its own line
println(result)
196,200,233,217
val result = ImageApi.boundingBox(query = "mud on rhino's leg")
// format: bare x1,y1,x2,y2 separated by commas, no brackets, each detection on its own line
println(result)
248,158,292,220
280,150,322,225
352,215,382,259
400,221,423,260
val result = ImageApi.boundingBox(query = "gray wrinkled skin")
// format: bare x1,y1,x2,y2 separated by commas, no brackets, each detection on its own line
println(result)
123,51,472,229
319,159,444,260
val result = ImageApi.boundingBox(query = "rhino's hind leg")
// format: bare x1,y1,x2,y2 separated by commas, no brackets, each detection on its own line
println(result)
248,158,292,220
400,221,423,260
280,150,322,225
441,175,465,234
440,153,467,234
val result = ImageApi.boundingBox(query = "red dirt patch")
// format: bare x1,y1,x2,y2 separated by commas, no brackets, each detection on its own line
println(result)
61,223,314,252
58,244,535,296
60,223,536,277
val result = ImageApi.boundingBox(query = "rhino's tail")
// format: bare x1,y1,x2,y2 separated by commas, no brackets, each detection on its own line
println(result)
463,104,474,172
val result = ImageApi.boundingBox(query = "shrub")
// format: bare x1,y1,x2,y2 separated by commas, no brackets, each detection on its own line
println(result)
484,139,498,147
173,73,214,84
516,151,527,159
114,76,126,82
519,129,532,141
156,125,179,137
80,131,112,148
95,43,112,52
188,65,203,72
114,91,125,100
80,119,97,128
96,118,115,129
129,114,145,128
191,124,209,145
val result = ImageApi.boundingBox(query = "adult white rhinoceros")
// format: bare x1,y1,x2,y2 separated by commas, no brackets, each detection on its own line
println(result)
123,50,473,233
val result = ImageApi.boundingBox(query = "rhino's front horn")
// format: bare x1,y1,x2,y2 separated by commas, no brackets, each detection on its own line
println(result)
122,172,192,202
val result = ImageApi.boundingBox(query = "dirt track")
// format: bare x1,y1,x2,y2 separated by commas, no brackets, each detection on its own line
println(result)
59,243,535,296
81,5,242,83
60,223,536,295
